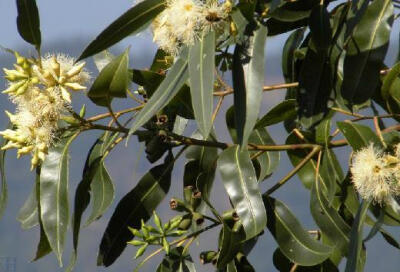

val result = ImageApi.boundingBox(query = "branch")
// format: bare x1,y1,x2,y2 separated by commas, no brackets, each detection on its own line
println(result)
263,146,321,196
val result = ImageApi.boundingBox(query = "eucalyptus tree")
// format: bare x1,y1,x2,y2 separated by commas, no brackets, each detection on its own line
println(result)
2,0,400,271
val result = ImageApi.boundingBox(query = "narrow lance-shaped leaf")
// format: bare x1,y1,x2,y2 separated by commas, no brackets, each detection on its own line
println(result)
88,48,130,107
0,129,8,220
217,145,267,239
255,99,297,128
345,200,371,272
85,133,117,226
67,133,116,271
33,168,52,261
337,121,382,151
264,196,332,266
188,30,215,138
310,172,351,255
17,182,38,229
98,153,174,267
232,24,268,147
341,0,393,107
78,0,165,60
226,106,280,182
16,0,41,48
129,48,189,136
40,133,79,266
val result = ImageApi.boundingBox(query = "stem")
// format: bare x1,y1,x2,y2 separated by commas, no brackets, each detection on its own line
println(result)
107,103,124,129
212,96,224,123
264,146,321,196
86,105,144,122
213,82,298,96
374,116,386,148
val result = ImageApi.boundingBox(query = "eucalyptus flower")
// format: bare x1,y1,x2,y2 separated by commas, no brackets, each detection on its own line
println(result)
151,0,231,55
1,52,89,169
350,144,400,205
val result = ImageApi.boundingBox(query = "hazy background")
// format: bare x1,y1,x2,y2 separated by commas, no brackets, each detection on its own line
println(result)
0,0,400,271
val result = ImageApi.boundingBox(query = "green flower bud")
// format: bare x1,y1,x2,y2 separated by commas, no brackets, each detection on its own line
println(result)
127,239,146,246
162,237,170,255
135,244,148,259
153,211,163,232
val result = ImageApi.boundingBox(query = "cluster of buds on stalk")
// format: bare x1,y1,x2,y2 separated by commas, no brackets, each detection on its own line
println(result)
0,51,90,169
127,212,186,258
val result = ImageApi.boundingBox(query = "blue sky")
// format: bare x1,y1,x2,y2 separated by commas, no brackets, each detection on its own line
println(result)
0,0,400,271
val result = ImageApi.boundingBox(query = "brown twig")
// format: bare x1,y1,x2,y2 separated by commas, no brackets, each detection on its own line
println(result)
264,146,321,196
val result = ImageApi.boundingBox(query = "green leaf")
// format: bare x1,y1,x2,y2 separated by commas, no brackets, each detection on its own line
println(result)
267,18,308,36
225,106,280,182
78,0,165,60
88,48,130,106
184,131,218,213
16,0,41,48
17,182,38,229
310,173,351,255
381,62,400,100
0,130,8,220
337,121,382,151
98,153,174,267
273,248,339,272
309,5,332,51
128,48,189,136
67,133,115,271
33,168,52,261
40,133,78,266
188,30,215,138
156,247,196,272
255,99,297,128
232,24,268,147
216,222,245,269
341,0,393,107
344,200,370,272
264,197,332,266
93,50,115,72
85,157,115,225
217,145,267,239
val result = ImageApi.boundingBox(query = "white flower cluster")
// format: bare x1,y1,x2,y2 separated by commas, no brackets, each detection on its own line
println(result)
351,144,400,205
152,0,232,55
0,52,90,169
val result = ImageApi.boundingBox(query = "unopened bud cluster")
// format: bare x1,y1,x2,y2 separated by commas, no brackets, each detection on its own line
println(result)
152,0,232,55
1,51,90,169
127,212,186,258
351,143,400,205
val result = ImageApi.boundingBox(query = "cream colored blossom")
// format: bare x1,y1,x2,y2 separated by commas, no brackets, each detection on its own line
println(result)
351,144,400,205
151,0,231,55
1,52,89,169
33,53,90,102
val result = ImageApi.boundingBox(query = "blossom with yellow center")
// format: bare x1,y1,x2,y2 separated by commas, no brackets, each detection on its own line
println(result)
0,52,89,169
351,144,400,205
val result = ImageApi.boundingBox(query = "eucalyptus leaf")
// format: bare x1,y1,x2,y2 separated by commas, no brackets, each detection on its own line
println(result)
189,30,215,138
264,197,332,266
98,153,174,267
232,24,268,147
344,200,370,272
78,0,165,60
0,131,8,220
17,182,38,229
16,0,41,48
40,133,79,266
337,121,382,151
341,0,393,107
217,145,267,239
255,99,297,128
128,48,189,136
88,48,130,106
